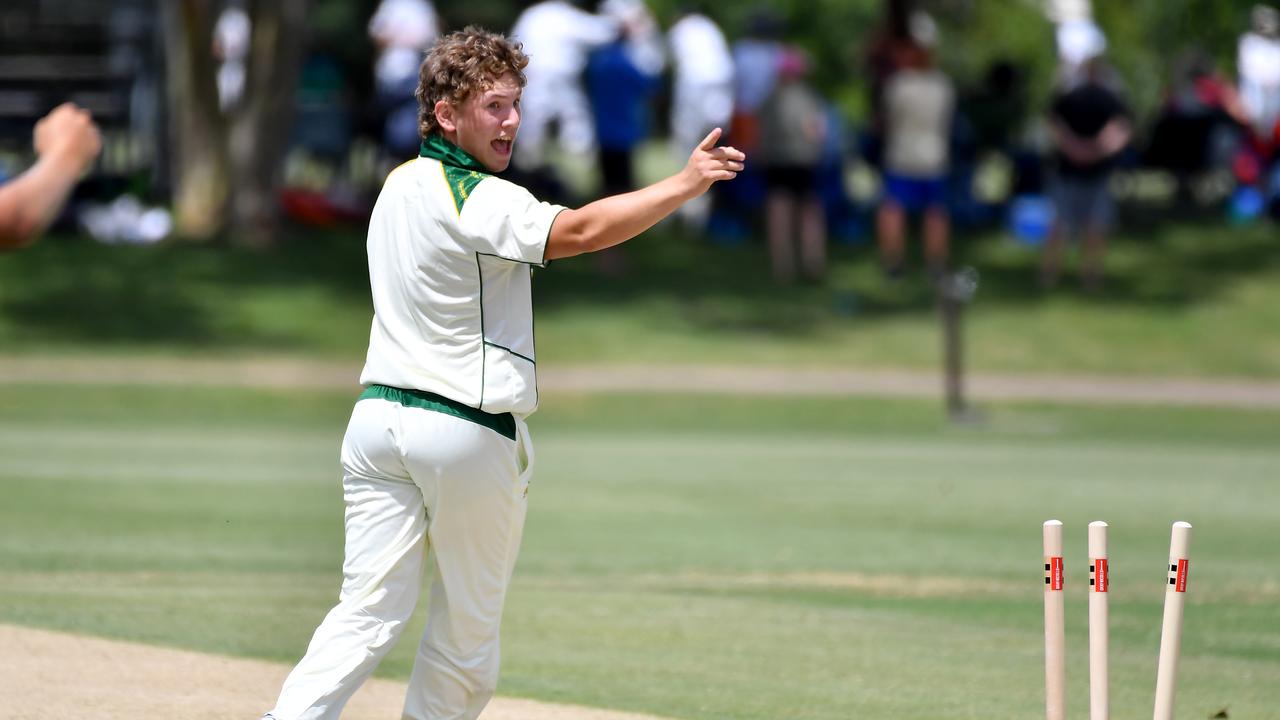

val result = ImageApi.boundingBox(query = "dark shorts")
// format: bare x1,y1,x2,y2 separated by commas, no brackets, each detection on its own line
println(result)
1052,174,1113,233
764,165,818,196
883,173,948,212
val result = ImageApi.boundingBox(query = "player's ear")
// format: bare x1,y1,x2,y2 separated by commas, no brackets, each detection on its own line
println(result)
434,100,456,134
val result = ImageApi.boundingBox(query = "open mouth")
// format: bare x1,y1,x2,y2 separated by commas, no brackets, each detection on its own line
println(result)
492,138,512,156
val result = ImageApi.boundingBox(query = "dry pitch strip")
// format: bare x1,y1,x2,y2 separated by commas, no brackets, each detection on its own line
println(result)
1042,520,1192,720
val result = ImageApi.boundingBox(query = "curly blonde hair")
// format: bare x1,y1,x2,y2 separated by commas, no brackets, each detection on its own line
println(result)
416,26,529,139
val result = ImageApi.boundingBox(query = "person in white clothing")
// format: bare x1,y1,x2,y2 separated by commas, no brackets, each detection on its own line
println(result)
213,0,251,112
1238,4,1280,140
369,0,441,157
509,0,618,171
668,7,734,229
261,26,744,720
369,0,440,93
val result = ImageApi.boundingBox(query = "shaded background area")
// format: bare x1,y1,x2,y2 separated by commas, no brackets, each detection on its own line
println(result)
2,219,1277,376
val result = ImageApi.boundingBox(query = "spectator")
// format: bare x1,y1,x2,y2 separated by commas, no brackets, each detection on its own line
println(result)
1146,50,1246,195
510,0,618,174
953,60,1029,226
1040,56,1131,291
863,0,915,169
1236,4,1280,217
730,9,785,151
0,103,102,249
213,0,251,112
1055,18,1106,90
719,10,784,238
585,0,664,274
369,0,440,159
1238,4,1280,142
668,4,734,231
586,0,663,198
757,49,827,284
876,31,955,280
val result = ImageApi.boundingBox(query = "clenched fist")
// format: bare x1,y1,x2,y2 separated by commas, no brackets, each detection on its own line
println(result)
34,103,101,177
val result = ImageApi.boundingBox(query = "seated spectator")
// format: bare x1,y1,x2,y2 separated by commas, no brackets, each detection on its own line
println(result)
1146,50,1245,192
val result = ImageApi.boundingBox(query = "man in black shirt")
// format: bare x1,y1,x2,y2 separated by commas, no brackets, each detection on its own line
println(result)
1041,59,1130,291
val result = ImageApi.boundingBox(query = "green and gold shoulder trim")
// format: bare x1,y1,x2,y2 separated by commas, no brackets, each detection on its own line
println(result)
420,134,491,213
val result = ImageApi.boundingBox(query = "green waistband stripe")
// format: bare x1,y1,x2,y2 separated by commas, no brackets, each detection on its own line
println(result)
359,384,516,441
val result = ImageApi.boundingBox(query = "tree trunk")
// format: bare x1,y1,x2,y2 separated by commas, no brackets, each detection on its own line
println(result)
227,0,311,248
163,0,230,240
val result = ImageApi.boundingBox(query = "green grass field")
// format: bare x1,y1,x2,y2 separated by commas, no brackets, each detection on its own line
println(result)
3,384,1277,719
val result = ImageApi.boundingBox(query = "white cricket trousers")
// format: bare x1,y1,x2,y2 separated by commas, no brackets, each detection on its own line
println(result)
266,397,534,720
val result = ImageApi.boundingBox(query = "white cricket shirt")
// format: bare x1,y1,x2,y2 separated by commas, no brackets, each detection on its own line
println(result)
359,134,565,416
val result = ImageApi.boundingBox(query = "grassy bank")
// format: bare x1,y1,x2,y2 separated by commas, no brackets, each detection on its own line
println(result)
1,218,1277,376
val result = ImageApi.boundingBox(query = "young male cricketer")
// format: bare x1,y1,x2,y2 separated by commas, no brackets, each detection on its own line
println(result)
263,26,745,720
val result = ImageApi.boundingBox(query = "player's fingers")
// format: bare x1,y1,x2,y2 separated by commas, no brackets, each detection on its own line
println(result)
725,161,745,172
714,146,746,162
697,127,722,151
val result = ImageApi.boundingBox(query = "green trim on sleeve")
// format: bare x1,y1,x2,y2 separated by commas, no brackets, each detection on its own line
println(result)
360,384,516,441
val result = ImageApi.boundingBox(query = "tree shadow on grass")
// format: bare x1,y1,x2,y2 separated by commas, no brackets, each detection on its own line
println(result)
960,218,1280,309
532,217,1280,337
1,218,1275,349
0,230,369,348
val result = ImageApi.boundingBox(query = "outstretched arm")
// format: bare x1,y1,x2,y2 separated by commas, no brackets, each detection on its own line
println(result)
0,103,102,249
545,128,745,261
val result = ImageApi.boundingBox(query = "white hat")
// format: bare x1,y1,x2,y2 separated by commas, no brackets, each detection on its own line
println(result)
1057,19,1106,65
909,11,939,49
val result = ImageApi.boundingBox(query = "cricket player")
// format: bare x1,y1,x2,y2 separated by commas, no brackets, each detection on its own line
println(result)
262,26,743,720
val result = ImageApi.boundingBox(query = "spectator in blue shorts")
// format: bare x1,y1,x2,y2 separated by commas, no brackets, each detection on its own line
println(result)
875,33,954,280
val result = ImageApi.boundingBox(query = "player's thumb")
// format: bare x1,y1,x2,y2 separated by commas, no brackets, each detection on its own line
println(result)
697,127,722,151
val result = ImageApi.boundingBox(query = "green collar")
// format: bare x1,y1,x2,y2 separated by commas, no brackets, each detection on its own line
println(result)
420,134,489,174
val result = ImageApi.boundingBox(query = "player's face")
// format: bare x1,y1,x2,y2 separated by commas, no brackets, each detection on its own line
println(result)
454,74,521,172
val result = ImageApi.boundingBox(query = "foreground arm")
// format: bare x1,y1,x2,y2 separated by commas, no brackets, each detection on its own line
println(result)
0,103,102,249
545,128,744,260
